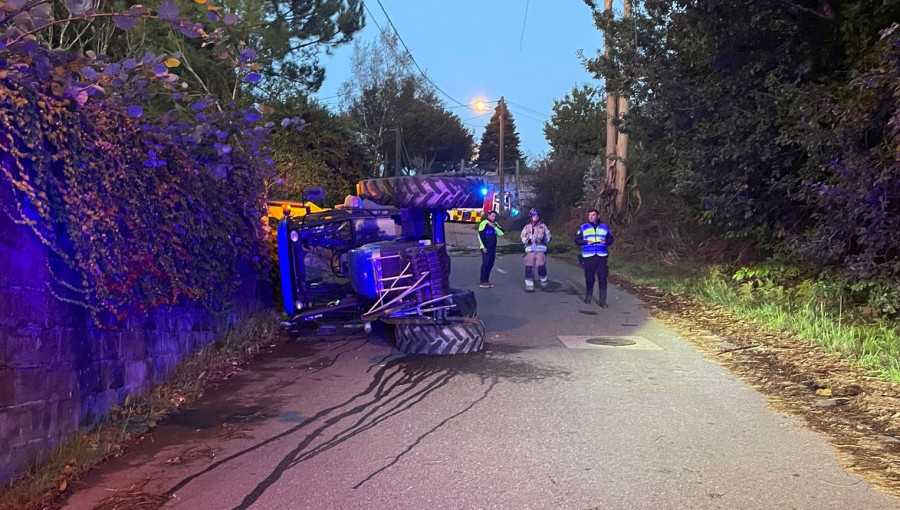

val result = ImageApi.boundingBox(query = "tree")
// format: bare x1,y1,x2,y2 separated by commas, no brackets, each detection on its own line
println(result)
544,85,606,158
583,0,636,220
268,98,373,205
529,153,593,224
475,100,523,173
392,80,473,173
583,0,900,312
340,29,413,175
43,0,365,103
342,31,473,175
238,0,365,99
0,0,303,320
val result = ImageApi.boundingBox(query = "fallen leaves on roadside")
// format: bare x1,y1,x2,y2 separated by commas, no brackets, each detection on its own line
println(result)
612,275,900,498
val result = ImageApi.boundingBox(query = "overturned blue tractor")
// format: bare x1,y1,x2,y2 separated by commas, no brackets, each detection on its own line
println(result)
277,175,487,355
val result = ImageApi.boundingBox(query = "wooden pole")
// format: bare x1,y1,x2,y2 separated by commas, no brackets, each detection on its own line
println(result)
394,127,402,176
615,0,631,211
604,0,617,188
498,96,505,212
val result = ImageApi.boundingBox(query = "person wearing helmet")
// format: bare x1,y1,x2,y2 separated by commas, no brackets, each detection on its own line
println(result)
478,210,504,288
574,209,614,307
520,209,551,292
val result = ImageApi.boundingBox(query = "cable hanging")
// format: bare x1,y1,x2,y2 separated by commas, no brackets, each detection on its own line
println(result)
369,0,470,109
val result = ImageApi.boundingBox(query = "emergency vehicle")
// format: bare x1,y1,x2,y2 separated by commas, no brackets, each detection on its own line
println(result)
446,186,519,223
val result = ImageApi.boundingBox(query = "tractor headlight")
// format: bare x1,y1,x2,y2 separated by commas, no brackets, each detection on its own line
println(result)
295,299,304,310
290,231,299,243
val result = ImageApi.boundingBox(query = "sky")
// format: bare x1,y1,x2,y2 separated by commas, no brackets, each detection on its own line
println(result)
311,0,607,162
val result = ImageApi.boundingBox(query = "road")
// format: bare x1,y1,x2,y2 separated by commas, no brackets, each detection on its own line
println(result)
63,223,898,509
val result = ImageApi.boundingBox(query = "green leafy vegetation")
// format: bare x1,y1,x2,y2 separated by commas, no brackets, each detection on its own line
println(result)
531,1,900,381
339,29,474,176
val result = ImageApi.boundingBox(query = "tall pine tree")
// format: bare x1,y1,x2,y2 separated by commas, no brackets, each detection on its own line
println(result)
476,101,524,172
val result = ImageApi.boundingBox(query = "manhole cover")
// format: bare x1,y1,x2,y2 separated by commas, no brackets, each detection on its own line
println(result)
586,337,637,346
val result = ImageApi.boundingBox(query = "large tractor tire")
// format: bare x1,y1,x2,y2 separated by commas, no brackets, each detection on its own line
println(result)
394,317,485,355
357,176,485,209
448,288,477,318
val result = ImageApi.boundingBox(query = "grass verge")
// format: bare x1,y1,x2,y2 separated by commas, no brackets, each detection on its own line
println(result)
540,218,900,382
608,255,900,382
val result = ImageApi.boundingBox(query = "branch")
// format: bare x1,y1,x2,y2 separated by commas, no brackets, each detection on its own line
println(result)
63,19,97,52
6,13,197,48
168,37,214,98
0,0,53,26
783,0,836,21
286,34,339,53
717,344,761,355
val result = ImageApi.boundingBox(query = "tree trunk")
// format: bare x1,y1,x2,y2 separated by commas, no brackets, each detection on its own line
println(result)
604,0,617,190
615,95,629,212
598,0,633,220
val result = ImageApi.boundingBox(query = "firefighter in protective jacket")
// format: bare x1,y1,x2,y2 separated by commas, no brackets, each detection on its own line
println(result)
520,209,551,292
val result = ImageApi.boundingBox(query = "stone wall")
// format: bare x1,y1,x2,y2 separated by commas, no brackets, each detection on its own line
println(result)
0,185,269,486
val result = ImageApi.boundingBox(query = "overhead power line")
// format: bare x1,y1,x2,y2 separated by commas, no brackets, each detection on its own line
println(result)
506,100,549,118
369,0,470,109
505,108,547,124
519,0,530,51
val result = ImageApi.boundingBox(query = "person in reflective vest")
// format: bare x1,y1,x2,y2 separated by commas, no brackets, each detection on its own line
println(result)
477,210,504,288
574,209,614,307
520,209,551,292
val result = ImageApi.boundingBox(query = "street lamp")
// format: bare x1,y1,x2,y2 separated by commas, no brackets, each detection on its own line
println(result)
473,96,506,213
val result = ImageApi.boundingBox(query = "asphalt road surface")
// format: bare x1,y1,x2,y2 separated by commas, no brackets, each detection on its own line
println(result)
63,223,899,510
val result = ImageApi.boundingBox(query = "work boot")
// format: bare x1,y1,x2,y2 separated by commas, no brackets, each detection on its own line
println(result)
539,279,549,289
584,293,592,304
525,280,535,293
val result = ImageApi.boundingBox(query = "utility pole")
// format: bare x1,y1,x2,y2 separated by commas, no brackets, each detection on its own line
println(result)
515,159,520,195
498,96,505,213
394,127,402,177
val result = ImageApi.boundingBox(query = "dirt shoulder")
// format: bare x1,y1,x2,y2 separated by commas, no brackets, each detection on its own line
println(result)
611,275,900,498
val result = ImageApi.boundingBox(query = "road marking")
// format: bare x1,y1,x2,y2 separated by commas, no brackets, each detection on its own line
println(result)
556,335,662,350
496,268,507,274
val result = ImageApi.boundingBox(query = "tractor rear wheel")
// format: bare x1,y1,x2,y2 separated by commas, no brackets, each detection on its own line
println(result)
394,317,485,355
357,176,485,209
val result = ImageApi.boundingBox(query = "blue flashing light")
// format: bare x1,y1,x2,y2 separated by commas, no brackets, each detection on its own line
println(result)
480,187,489,196
511,208,519,216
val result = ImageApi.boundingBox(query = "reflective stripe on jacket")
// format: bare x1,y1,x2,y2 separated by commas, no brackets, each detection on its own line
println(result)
579,223,611,257
478,219,504,250
521,222,551,253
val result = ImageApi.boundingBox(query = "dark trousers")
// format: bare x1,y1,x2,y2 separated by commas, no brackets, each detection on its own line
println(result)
480,249,496,283
583,255,609,305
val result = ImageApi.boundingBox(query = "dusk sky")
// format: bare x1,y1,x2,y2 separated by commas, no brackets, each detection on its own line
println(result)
312,0,610,162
